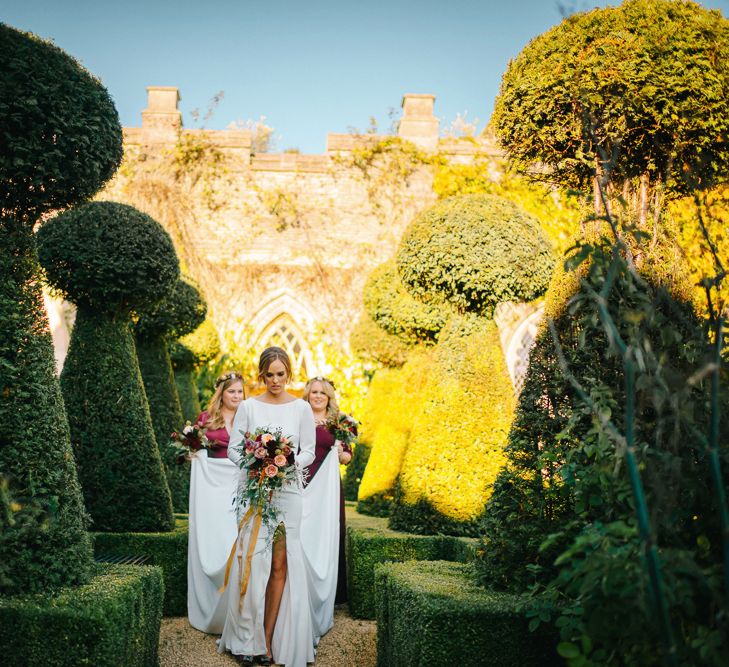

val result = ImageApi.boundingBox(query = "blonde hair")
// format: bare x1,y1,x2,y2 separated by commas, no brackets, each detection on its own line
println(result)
303,376,339,423
258,346,292,383
205,371,244,429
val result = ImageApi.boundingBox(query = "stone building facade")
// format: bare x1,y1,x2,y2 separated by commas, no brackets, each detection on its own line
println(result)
48,86,540,387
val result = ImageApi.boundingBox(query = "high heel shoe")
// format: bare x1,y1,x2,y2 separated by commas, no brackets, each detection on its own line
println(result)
255,655,273,666
235,656,254,666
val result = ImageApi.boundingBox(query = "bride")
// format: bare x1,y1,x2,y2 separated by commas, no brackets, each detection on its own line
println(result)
218,346,316,666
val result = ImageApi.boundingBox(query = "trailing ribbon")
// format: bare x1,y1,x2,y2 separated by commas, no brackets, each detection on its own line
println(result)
220,503,265,611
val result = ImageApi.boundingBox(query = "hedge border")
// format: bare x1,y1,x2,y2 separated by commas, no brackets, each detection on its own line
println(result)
375,560,560,667
93,515,188,616
0,563,163,667
346,509,476,619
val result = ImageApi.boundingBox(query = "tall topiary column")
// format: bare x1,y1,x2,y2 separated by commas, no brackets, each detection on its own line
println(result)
135,279,207,511
37,201,179,532
0,24,123,593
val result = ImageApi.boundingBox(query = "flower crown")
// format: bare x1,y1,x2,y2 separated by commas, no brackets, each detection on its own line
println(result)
310,375,336,390
216,372,242,388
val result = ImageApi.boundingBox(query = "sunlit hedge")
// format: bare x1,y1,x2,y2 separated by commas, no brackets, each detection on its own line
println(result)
397,194,554,317
389,315,515,535
356,348,434,514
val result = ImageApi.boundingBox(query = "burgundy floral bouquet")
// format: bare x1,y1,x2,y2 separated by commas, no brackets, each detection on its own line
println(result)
170,421,209,464
234,426,302,530
329,413,358,447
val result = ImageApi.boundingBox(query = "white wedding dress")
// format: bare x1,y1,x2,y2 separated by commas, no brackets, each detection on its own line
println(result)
187,449,240,633
301,447,341,640
218,398,316,667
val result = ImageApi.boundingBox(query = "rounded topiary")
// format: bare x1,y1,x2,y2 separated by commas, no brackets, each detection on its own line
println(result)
170,342,201,421
178,318,221,366
37,201,179,314
397,194,555,317
363,260,447,345
0,26,123,593
135,279,207,511
350,313,411,368
0,23,123,219
36,201,178,532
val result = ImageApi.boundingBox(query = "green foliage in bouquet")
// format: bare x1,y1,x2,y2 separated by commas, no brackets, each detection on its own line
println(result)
37,201,177,532
135,278,207,511
389,314,515,536
476,242,729,664
492,0,729,198
350,312,412,368
0,25,123,593
397,195,554,318
363,260,447,345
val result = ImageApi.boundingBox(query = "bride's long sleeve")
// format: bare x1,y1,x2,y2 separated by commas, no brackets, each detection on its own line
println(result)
227,401,248,467
296,401,316,469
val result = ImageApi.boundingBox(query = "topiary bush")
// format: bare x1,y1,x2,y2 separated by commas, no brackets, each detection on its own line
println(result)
356,349,434,516
170,341,201,421
389,314,516,536
397,194,554,317
135,278,207,511
0,24,123,594
343,441,371,502
363,260,447,345
37,201,178,532
350,312,412,368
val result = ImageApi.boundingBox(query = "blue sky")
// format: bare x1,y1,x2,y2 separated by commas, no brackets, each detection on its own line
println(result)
4,0,728,153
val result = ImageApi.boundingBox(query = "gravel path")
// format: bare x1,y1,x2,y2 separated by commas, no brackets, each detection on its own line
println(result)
159,606,376,667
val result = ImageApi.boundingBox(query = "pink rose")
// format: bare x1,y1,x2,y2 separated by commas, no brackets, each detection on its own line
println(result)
261,433,274,444
281,445,292,456
274,454,287,467
254,447,267,459
264,464,279,477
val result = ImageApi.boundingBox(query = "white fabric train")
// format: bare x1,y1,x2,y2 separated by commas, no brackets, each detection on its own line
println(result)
187,451,239,633
301,448,341,642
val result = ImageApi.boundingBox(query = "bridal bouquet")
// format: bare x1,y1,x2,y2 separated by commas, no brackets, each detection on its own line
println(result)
235,426,302,530
330,413,358,447
170,421,209,463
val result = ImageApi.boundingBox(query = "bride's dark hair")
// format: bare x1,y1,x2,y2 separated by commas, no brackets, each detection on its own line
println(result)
258,346,292,382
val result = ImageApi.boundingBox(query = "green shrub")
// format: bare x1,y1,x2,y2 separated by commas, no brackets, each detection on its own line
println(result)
0,23,122,219
0,563,163,667
0,24,122,593
37,201,178,533
389,315,515,535
170,342,201,421
343,439,371,502
346,515,476,619
350,312,411,367
363,260,446,344
397,194,554,317
135,278,207,511
178,317,221,365
375,561,559,667
93,516,188,616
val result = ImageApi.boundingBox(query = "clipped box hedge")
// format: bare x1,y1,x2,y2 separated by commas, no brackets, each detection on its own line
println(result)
93,515,188,616
375,561,560,667
346,510,476,619
0,562,163,667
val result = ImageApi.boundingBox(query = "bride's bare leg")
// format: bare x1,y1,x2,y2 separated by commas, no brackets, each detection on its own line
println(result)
264,524,287,659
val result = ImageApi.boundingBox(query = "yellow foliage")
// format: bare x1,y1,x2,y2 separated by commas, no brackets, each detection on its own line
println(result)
357,348,434,502
397,317,516,522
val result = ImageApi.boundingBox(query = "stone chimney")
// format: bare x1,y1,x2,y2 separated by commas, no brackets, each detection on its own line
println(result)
141,86,181,142
397,94,439,150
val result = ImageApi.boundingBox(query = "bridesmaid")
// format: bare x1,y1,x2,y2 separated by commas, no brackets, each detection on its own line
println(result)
187,371,245,633
301,376,353,640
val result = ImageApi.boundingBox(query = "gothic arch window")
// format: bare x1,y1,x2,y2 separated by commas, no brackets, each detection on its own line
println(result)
257,314,310,383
